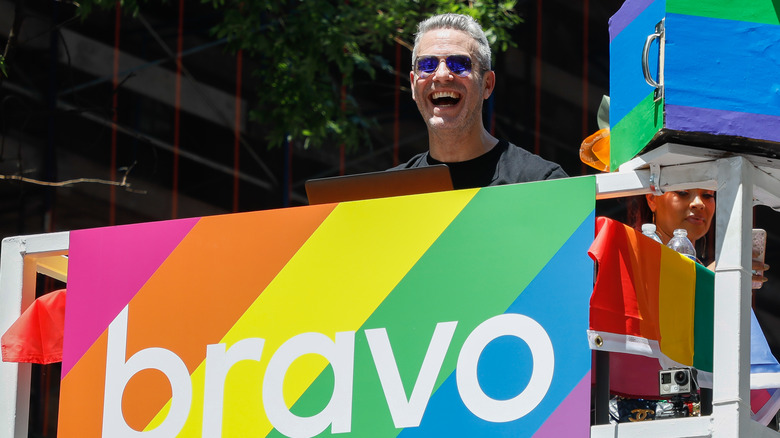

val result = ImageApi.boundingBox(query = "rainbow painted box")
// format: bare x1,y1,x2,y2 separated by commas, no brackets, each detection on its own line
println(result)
609,0,780,170
58,178,595,437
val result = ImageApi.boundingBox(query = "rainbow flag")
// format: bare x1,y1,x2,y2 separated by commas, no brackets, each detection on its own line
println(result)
588,216,714,372
588,217,780,394
59,177,595,437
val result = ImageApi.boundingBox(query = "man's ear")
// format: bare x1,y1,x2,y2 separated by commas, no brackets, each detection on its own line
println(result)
482,70,496,100
410,71,417,101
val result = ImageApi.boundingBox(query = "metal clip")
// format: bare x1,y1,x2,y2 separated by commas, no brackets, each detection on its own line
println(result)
649,163,664,195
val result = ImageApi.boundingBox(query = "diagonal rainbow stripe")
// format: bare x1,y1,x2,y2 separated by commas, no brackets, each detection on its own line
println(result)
270,180,594,437
60,177,595,437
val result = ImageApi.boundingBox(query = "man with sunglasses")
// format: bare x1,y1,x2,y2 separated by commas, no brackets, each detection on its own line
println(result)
391,13,567,188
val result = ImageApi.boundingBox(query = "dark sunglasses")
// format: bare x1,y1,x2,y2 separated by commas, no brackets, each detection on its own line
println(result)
414,55,473,78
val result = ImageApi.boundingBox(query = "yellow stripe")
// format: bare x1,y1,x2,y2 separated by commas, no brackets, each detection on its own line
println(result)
145,190,477,436
657,249,697,365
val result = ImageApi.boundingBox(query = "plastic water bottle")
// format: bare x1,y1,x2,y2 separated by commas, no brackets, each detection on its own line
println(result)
667,228,697,262
641,223,663,244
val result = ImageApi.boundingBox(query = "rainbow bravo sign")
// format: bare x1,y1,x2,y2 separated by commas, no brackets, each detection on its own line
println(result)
59,177,595,437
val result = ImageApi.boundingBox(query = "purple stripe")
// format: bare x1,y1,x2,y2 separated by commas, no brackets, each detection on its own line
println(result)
609,0,656,42
666,105,780,143
532,372,591,437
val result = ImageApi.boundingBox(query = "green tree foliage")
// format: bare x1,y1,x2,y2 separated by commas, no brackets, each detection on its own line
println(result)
79,0,521,151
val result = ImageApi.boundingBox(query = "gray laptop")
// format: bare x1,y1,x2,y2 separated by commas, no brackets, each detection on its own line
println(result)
305,164,453,205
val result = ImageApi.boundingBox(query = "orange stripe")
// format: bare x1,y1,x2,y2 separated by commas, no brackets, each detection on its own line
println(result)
120,204,335,427
58,331,108,437
626,227,662,342
618,235,641,335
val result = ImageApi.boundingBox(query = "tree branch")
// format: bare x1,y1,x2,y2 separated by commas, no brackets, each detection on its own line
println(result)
0,0,26,87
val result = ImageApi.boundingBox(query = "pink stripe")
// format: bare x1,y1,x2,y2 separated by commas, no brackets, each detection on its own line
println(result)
532,372,591,437
62,217,199,377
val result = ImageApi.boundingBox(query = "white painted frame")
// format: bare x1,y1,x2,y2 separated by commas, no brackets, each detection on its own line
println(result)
592,144,780,437
0,231,69,438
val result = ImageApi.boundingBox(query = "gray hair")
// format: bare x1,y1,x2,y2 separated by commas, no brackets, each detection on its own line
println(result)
412,13,492,71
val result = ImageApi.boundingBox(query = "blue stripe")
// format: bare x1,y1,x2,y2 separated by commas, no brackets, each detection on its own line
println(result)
665,13,780,117
752,310,780,374
399,212,594,437
610,0,667,126
609,0,659,42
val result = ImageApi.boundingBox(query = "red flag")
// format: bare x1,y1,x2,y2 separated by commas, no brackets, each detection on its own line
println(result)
589,216,646,337
1,289,66,364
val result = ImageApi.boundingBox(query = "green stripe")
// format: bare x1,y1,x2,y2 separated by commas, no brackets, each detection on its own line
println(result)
667,0,780,26
269,178,595,437
610,93,663,170
692,263,714,373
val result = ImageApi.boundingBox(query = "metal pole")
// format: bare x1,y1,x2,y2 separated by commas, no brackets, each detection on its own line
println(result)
594,350,611,425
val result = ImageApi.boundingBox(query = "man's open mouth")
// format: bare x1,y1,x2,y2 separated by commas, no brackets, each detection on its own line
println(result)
430,91,461,106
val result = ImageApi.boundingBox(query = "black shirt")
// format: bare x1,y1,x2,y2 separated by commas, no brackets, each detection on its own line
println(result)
390,139,568,189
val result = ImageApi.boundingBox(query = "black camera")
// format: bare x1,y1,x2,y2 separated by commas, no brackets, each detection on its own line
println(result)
659,367,697,397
